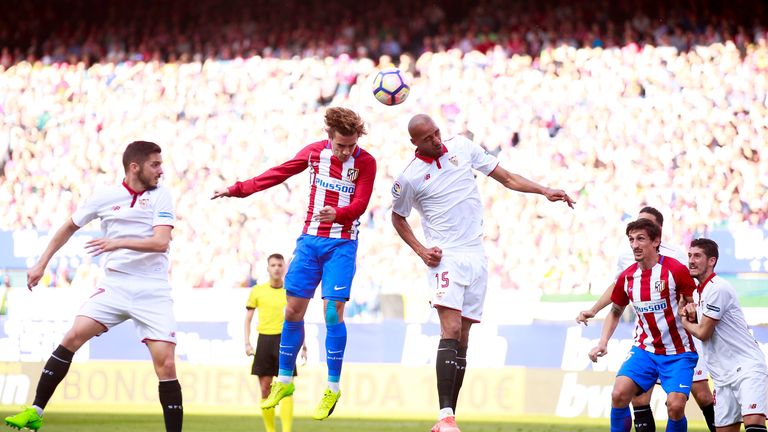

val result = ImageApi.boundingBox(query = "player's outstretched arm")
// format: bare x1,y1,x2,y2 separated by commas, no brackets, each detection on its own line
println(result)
489,165,575,208
27,218,81,290
85,225,172,255
576,281,616,325
588,303,625,362
391,212,442,267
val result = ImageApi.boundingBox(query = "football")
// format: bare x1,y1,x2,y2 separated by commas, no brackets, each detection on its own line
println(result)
372,67,410,106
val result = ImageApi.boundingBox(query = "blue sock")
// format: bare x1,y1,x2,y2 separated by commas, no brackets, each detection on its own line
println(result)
666,416,687,432
325,321,347,383
610,406,632,432
278,320,304,378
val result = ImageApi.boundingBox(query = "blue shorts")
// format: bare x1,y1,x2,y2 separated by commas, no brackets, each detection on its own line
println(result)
617,346,699,397
284,234,357,301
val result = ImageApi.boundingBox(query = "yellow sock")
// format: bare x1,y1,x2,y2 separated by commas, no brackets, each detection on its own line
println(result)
261,399,276,432
279,395,294,432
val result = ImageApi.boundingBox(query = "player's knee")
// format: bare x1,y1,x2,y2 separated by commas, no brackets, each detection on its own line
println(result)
325,301,341,324
610,388,632,406
665,396,686,419
154,355,177,379
61,329,89,352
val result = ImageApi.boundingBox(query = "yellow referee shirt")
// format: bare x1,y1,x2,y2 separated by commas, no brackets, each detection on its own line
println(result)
245,282,287,335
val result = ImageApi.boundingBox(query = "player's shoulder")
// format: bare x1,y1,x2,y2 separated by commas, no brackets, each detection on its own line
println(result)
149,185,173,196
618,262,639,278
354,146,377,167
661,255,687,271
443,135,472,152
395,157,422,183
85,184,125,204
709,274,735,294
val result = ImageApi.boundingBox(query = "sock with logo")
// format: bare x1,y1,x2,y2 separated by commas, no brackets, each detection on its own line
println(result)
665,416,687,432
450,345,467,413
277,320,304,382
699,403,715,432
610,406,632,432
33,344,75,410
158,379,183,432
325,321,347,385
436,338,459,409
633,404,655,432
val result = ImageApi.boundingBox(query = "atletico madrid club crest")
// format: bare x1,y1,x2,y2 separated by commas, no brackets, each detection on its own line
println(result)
346,168,359,182
449,155,459,166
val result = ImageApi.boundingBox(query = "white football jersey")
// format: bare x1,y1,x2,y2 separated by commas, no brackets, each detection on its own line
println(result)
694,274,768,385
72,182,175,280
615,240,687,278
392,135,498,251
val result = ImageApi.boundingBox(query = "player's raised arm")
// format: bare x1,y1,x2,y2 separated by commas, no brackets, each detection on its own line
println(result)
211,145,314,200
27,218,81,290
489,165,575,208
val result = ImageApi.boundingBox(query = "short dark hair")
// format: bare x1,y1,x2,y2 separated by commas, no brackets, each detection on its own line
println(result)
639,206,664,227
626,218,661,241
122,141,161,171
690,238,719,267
267,253,285,262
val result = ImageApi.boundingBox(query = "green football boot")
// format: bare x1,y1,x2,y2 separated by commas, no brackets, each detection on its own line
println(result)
260,381,295,409
4,407,43,431
312,388,341,420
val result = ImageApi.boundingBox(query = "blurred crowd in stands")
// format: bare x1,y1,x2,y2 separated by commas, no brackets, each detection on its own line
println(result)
1,0,767,320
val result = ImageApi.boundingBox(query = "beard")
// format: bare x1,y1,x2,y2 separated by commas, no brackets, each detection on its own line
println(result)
137,168,158,190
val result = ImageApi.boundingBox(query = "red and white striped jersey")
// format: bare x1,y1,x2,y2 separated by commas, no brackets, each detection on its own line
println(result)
611,255,697,355
227,140,377,240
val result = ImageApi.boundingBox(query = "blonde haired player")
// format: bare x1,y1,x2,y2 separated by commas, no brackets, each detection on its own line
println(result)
213,107,376,420
391,114,574,432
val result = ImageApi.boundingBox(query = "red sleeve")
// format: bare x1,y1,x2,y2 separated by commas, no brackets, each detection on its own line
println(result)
669,258,696,297
227,144,314,198
333,153,377,225
610,271,630,307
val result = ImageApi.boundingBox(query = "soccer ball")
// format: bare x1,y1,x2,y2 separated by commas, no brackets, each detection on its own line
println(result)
372,68,410,106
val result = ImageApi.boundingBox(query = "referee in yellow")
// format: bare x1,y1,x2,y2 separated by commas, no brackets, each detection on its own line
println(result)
245,253,304,432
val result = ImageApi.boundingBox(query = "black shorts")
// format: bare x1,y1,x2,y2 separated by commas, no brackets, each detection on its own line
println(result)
251,333,297,377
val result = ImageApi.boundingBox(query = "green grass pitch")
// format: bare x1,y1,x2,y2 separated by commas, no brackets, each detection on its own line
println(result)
5,412,713,432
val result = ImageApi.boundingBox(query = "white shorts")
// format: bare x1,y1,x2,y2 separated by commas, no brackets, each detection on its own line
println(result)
426,249,488,322
78,269,177,344
691,338,709,382
713,372,768,427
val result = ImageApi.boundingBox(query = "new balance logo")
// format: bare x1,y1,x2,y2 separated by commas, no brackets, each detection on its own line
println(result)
112,206,121,211
89,288,106,298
